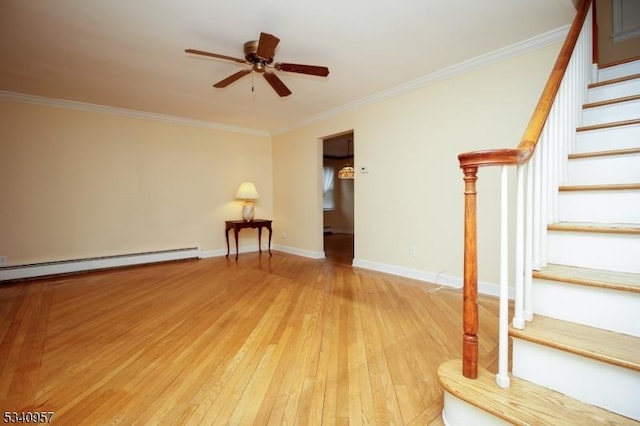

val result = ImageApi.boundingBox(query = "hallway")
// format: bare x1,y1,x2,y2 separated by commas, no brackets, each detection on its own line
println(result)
323,232,353,265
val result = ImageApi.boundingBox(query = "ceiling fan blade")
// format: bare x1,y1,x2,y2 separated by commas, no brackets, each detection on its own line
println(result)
263,72,291,97
213,69,252,88
274,63,329,77
185,48,246,64
256,32,280,60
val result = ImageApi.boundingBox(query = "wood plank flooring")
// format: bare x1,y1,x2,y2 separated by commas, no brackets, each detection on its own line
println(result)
0,253,500,425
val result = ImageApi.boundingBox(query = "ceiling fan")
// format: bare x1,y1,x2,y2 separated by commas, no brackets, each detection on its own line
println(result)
185,32,329,97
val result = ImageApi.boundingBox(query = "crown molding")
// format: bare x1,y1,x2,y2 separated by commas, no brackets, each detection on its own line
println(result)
0,90,270,137
1,24,569,139
274,25,570,135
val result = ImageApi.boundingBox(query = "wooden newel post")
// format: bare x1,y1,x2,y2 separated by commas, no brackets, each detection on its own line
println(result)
462,165,479,379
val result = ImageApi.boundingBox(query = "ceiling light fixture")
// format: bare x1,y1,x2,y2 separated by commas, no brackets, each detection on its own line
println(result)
338,139,354,180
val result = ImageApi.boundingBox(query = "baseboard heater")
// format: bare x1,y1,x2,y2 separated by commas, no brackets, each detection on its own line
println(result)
0,247,200,282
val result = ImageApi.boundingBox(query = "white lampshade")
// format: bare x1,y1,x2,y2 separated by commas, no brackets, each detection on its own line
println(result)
235,182,259,200
236,182,258,221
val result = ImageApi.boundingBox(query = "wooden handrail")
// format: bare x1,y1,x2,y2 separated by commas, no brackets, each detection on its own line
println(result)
458,0,593,380
458,0,592,169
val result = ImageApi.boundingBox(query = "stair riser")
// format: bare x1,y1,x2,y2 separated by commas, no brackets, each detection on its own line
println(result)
532,278,640,337
558,190,640,223
576,124,640,153
588,78,640,103
442,393,511,426
547,232,640,273
512,339,640,420
567,153,640,185
598,62,640,82
582,99,640,127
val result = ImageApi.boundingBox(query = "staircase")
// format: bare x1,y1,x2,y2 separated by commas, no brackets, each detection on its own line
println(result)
439,58,640,425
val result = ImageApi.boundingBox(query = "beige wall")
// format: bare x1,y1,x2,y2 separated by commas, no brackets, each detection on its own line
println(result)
0,100,272,265
273,43,560,284
596,0,640,65
1,40,561,288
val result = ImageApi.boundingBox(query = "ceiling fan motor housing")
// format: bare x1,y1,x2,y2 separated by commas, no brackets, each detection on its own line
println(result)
243,40,272,69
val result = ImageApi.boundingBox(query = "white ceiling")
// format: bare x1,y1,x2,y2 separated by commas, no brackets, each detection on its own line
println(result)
0,1,575,134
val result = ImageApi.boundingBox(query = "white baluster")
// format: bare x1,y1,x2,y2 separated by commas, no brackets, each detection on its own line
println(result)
560,77,569,186
546,105,556,225
553,99,561,222
496,165,510,388
532,147,542,270
539,126,549,268
513,164,525,329
524,160,534,321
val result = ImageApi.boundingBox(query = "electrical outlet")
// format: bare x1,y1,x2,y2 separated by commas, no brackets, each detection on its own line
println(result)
0,256,7,266
409,246,416,257
282,232,287,239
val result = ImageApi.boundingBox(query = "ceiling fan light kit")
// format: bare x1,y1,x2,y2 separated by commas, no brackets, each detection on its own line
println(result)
186,32,329,97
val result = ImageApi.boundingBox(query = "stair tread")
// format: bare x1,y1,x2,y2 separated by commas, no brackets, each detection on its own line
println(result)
577,118,640,132
583,94,640,109
589,73,640,88
569,147,640,159
533,263,640,293
438,359,637,425
548,222,640,234
510,316,640,372
559,183,640,191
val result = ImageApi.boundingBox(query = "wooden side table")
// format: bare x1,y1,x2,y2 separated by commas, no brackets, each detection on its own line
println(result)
225,219,273,261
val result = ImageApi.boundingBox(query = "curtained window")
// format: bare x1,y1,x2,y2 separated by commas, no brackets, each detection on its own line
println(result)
323,166,335,211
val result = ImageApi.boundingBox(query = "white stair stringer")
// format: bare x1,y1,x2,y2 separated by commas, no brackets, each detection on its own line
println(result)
558,189,640,223
512,338,640,421
532,276,640,337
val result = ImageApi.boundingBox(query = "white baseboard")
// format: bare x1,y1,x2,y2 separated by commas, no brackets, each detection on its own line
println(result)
0,247,200,281
199,245,267,258
352,258,508,298
272,244,324,259
199,248,229,258
1,246,507,300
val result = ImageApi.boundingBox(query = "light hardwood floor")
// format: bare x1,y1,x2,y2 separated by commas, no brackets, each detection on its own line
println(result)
0,253,501,425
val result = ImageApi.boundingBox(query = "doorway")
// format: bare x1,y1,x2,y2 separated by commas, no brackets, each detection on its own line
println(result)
322,132,355,264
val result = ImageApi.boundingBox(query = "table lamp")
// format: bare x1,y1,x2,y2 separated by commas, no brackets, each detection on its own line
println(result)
236,182,259,221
